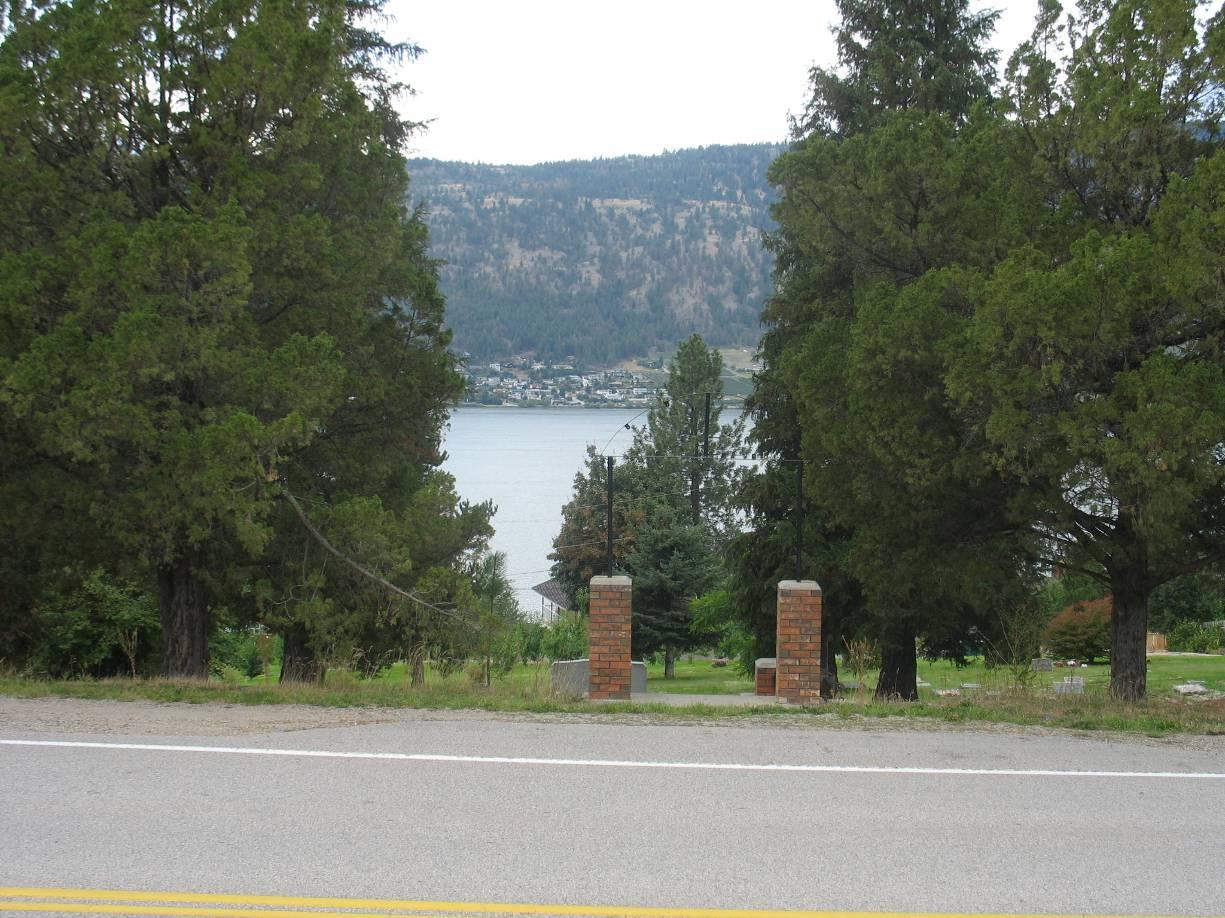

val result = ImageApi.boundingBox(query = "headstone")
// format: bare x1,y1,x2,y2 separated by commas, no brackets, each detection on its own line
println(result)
551,658,588,697
631,661,647,694
1053,677,1085,695
552,658,647,696
1174,682,1208,695
1031,658,1054,672
960,682,982,690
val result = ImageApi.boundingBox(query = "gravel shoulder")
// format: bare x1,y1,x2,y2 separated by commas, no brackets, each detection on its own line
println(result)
3,693,1225,753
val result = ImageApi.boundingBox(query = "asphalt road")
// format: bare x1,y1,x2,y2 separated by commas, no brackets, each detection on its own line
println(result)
2,707,1224,917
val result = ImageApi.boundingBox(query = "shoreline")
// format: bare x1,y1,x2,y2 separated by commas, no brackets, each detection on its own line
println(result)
457,400,746,410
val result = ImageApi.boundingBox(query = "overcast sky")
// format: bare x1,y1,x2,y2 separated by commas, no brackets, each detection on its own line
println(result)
384,0,1040,166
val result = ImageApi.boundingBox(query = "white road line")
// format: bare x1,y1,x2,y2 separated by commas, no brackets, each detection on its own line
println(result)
2,738,1223,779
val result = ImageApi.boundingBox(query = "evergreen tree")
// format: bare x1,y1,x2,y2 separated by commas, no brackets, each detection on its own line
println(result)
746,0,1021,698
797,0,999,138
0,0,481,676
622,335,748,540
549,446,647,599
550,336,746,678
625,505,718,678
753,0,1225,703
946,0,1225,699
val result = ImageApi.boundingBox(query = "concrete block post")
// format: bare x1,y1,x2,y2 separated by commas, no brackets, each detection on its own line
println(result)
588,575,632,700
776,580,822,704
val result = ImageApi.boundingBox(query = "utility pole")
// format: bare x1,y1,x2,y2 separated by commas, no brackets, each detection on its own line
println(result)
795,459,804,580
691,393,711,525
606,455,614,577
485,593,493,688
703,392,711,457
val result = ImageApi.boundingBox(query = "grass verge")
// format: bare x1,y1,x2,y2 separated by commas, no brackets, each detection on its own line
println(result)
2,664,1223,737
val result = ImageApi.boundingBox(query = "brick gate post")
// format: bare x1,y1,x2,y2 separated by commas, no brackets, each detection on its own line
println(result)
776,580,822,704
588,575,632,700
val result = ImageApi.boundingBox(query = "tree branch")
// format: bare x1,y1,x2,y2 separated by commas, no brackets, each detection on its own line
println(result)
280,487,473,626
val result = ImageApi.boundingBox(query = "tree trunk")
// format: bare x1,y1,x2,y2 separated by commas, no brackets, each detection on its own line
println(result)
820,615,839,699
411,655,425,688
279,624,323,684
874,621,918,701
1109,568,1150,702
664,647,676,679
157,554,209,678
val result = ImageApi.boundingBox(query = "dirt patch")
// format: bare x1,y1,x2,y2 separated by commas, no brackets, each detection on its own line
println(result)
2,694,1224,753
0,695,399,736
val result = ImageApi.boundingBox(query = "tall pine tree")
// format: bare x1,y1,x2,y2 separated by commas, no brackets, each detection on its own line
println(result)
746,0,1016,698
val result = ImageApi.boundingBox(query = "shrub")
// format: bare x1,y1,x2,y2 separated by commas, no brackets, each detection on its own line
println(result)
1037,572,1109,619
540,610,587,660
1043,597,1112,663
511,620,546,663
32,569,160,678
1148,571,1225,633
1167,620,1225,654
210,627,269,679
689,588,757,677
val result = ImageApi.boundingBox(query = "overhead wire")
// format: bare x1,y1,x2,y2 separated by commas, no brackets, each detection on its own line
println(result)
281,488,476,627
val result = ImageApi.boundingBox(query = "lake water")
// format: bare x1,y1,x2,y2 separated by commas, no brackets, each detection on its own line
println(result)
443,406,643,615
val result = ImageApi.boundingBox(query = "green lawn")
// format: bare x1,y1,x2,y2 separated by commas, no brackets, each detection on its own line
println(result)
642,652,1225,699
644,658,753,694
844,653,1225,699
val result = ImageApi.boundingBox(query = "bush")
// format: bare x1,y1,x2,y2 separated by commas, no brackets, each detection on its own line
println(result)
511,620,546,663
540,610,587,660
31,569,160,678
210,627,272,679
689,588,756,677
1037,572,1109,619
1043,597,1111,663
1167,620,1225,654
1149,571,1225,633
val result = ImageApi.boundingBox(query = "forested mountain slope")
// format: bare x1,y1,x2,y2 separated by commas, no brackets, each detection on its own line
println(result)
408,144,781,362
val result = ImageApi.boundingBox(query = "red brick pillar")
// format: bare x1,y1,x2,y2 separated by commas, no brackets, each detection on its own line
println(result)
776,580,822,704
588,575,632,700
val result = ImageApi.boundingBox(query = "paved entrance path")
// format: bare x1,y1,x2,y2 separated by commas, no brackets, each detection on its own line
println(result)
628,692,778,706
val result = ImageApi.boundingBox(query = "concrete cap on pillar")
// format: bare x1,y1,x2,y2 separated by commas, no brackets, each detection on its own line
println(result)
591,575,633,588
778,579,821,591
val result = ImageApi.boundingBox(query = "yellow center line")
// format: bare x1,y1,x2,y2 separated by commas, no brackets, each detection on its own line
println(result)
0,889,1191,918
0,906,413,918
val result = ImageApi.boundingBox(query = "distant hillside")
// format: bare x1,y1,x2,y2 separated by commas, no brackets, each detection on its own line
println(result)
408,144,782,363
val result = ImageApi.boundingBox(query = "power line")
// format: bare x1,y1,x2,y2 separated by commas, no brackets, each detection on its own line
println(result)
281,488,475,627
550,535,632,552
